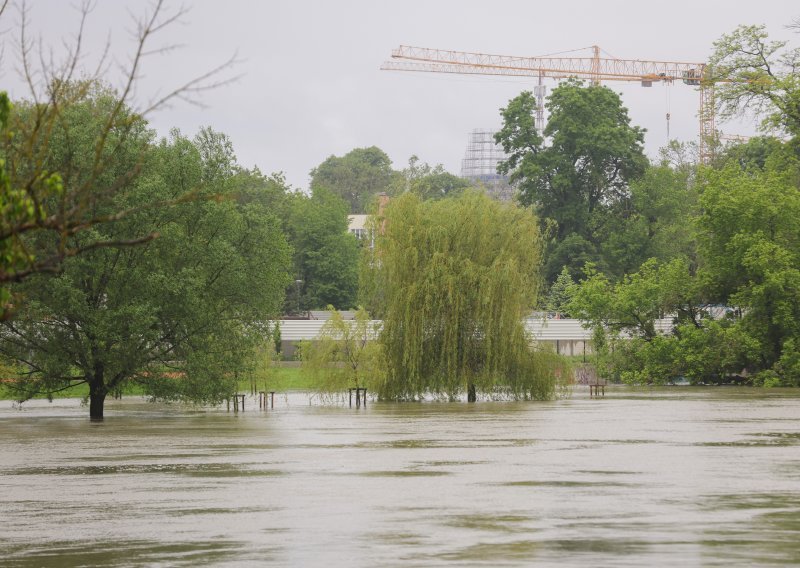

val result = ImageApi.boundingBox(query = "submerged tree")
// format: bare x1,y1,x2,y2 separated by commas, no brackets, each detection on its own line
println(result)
0,126,292,419
300,307,383,396
569,161,800,387
370,191,564,401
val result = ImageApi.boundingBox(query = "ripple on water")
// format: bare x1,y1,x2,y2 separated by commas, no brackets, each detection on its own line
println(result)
166,506,281,517
699,432,800,447
442,513,535,533
4,463,286,478
2,539,255,567
500,480,636,488
426,539,542,562
2,386,800,567
359,470,452,477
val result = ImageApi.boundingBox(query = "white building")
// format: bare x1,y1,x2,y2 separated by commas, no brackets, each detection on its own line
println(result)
347,214,369,240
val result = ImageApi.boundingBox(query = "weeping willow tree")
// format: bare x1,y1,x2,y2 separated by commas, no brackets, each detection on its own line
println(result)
369,191,564,401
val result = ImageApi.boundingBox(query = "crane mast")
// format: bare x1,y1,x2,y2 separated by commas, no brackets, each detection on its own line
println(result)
381,45,714,163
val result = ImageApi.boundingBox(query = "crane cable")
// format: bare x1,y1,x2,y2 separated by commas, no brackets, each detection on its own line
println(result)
665,81,672,141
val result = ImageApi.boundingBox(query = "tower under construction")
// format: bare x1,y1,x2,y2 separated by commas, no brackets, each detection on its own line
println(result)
459,129,512,201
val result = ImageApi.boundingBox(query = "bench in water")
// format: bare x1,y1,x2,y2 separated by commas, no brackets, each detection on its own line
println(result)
589,378,607,397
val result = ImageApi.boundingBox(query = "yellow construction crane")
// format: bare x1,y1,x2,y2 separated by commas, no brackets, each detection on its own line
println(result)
381,45,716,163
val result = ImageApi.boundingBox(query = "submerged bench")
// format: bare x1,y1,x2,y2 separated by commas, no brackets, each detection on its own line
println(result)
588,378,607,397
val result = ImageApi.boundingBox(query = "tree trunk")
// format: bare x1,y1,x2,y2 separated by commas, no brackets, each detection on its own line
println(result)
467,383,476,403
89,381,107,421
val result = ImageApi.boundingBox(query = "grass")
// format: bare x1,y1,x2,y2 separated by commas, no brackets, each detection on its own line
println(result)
238,366,314,393
0,380,149,401
0,365,316,401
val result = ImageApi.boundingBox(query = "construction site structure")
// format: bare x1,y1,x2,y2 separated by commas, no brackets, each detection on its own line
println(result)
460,129,512,201
382,45,717,164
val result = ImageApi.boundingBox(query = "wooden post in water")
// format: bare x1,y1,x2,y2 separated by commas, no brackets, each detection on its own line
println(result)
257,391,275,410
349,387,367,408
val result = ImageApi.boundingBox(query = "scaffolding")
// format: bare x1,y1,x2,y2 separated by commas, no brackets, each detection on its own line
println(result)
460,129,512,201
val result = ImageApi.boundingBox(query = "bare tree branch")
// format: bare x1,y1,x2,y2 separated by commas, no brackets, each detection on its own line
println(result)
0,0,240,309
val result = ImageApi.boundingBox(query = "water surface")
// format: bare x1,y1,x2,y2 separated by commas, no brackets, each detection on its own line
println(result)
2,387,799,566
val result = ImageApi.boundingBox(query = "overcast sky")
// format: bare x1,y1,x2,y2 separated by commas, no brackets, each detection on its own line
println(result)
4,1,798,190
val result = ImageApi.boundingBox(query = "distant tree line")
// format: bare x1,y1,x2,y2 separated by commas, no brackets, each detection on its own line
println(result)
537,24,800,387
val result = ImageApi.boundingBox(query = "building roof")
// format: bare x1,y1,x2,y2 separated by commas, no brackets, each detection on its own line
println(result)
275,317,675,341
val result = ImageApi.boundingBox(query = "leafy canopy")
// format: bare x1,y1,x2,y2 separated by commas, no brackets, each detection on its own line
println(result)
570,160,800,387
300,307,383,395
310,146,402,214
0,0,237,319
1,113,292,418
370,191,563,401
283,187,359,312
708,24,800,137
496,80,647,282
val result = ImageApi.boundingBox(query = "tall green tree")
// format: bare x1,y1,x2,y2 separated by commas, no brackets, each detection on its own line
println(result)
369,191,563,401
718,136,793,171
283,187,359,312
496,80,648,282
0,124,292,419
545,266,575,316
570,163,800,387
310,146,402,213
0,82,155,319
698,163,800,371
570,258,696,343
599,164,698,278
569,257,713,385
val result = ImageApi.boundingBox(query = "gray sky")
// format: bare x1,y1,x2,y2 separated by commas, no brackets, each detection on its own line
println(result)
5,1,798,190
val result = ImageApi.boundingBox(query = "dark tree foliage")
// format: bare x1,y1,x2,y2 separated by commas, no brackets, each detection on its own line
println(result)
496,80,647,282
283,187,359,312
1,116,292,419
310,146,402,214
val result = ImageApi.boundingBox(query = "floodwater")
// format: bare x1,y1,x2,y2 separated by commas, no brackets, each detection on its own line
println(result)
1,388,799,567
